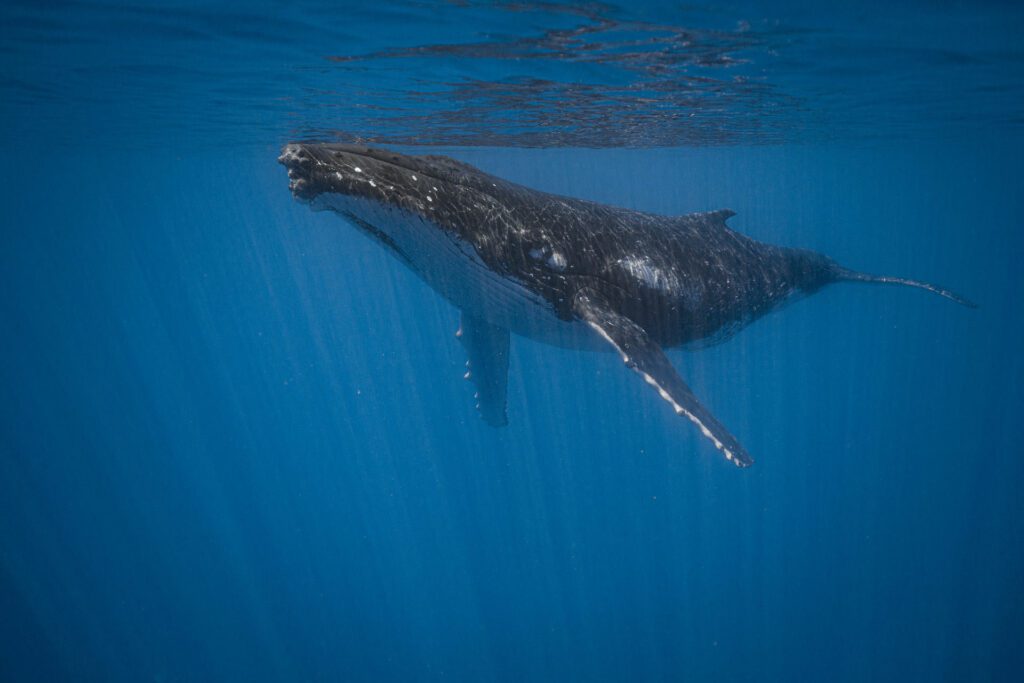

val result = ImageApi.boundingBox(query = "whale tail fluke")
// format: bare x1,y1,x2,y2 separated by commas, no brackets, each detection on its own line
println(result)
833,266,977,308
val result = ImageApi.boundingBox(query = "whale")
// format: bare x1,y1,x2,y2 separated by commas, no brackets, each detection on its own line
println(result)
278,143,974,467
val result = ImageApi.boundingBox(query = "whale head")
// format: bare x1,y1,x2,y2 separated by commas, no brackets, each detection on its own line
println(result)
278,143,504,222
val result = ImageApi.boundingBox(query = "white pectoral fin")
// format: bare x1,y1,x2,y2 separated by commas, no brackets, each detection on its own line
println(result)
573,288,754,468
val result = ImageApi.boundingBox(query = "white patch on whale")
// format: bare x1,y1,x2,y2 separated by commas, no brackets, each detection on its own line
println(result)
617,255,681,293
546,252,567,271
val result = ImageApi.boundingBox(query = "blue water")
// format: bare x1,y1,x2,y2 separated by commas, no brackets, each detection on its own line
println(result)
2,2,1023,681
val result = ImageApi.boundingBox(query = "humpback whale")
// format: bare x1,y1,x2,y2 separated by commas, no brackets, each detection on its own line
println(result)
279,144,973,467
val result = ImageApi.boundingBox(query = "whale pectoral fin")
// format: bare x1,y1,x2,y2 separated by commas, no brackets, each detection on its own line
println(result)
573,289,754,468
456,313,510,427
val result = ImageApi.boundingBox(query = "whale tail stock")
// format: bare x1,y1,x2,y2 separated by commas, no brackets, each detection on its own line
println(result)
831,265,977,308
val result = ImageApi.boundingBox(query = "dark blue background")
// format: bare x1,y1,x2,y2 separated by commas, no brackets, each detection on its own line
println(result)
2,2,1023,681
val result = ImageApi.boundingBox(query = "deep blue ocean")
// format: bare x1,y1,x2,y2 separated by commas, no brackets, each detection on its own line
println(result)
2,1,1023,681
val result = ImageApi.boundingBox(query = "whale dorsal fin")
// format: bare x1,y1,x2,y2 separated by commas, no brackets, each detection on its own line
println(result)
457,313,510,427
573,288,753,467
670,209,736,232
706,208,736,221
696,208,736,225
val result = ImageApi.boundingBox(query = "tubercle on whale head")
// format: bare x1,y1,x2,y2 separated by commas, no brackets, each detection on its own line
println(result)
278,143,508,250
278,143,331,200
277,142,485,206
277,143,517,251
278,142,384,201
277,143,417,205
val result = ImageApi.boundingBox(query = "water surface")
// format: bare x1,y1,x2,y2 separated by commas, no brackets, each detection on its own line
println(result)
1,1,1022,681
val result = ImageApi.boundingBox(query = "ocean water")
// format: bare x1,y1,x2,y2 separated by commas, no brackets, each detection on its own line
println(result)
2,1,1023,681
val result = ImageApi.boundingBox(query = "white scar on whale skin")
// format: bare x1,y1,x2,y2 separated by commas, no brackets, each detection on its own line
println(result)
617,255,681,294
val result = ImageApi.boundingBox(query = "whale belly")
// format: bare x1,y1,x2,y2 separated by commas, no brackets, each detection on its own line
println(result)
317,194,606,351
